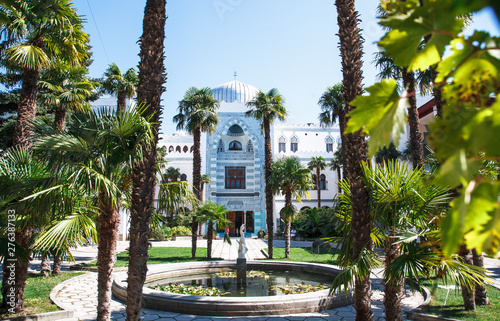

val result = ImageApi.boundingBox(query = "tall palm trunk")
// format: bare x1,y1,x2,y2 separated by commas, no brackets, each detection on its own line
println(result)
13,67,40,147
264,117,274,259
401,69,423,168
384,234,403,321
126,1,166,320
41,252,51,277
191,220,198,259
96,201,120,321
117,90,127,113
191,126,202,258
207,220,213,259
335,0,373,320
284,192,292,258
336,167,342,193
1,229,33,312
472,249,489,305
459,245,476,311
52,254,61,275
54,109,67,131
315,168,321,208
430,67,444,118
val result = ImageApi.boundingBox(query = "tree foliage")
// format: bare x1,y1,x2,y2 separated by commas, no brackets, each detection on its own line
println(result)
345,0,500,256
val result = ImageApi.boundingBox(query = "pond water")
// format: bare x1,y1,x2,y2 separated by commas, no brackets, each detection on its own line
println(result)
151,269,332,297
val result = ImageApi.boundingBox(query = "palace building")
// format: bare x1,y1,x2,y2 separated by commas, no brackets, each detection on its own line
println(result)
155,80,341,238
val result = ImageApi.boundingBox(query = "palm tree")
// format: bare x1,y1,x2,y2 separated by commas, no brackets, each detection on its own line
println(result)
269,156,313,258
329,147,343,193
0,146,50,311
308,156,327,208
35,105,154,321
197,201,231,259
164,166,181,183
246,88,287,259
101,63,138,113
0,0,89,147
318,84,346,179
173,87,219,259
335,0,373,319
373,49,424,168
126,1,166,320
38,65,96,130
374,141,401,165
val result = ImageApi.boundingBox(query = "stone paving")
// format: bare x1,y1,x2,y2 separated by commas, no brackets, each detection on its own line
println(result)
50,239,427,321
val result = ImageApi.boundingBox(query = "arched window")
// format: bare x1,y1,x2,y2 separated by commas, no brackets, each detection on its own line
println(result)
190,146,194,153
337,136,342,144
279,136,286,153
168,146,174,153
183,146,188,153
228,140,242,150
217,139,224,152
325,136,334,153
319,174,327,190
180,174,187,181
290,136,298,153
176,146,181,153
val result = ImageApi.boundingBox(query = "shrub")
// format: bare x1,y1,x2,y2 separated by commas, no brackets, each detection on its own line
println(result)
150,225,173,241
293,206,342,238
171,225,192,236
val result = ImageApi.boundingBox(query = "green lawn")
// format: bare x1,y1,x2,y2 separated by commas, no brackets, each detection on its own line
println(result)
82,247,215,268
264,247,339,264
0,272,83,318
421,279,500,321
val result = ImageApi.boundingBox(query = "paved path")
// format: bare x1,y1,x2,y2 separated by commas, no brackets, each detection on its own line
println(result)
48,238,427,321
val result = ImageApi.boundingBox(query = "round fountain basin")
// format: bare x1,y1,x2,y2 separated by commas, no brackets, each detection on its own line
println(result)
112,261,353,316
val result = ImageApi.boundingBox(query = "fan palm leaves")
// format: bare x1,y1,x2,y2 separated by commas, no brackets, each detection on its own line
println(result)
0,0,90,147
318,83,344,128
308,156,327,208
38,65,97,129
101,63,138,113
269,156,313,258
34,104,153,321
246,88,287,259
196,201,231,259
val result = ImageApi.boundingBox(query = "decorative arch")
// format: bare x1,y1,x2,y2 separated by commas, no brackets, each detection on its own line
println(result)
180,174,187,181
168,146,174,153
183,146,188,153
176,145,181,153
229,140,242,150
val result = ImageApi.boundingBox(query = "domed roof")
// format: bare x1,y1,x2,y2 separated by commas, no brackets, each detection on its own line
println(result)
212,80,259,103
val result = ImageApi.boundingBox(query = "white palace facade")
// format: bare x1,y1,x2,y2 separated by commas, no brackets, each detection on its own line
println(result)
156,80,342,237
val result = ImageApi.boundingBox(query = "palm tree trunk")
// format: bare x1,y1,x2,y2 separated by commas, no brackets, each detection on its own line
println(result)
207,220,213,259
284,193,292,258
52,254,61,275
96,201,120,321
193,127,202,200
117,90,127,113
401,69,423,168
337,167,342,193
264,118,274,259
316,168,321,208
335,0,373,319
125,1,166,320
41,252,51,277
191,220,198,259
54,109,67,130
430,67,444,118
472,249,489,305
13,67,40,147
384,235,403,321
459,245,476,311
1,228,33,313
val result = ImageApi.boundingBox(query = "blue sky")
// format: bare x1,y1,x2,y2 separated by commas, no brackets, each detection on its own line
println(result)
72,1,500,135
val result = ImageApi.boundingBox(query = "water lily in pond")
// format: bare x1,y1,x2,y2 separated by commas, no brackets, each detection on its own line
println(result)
215,270,270,278
150,283,228,296
271,283,329,294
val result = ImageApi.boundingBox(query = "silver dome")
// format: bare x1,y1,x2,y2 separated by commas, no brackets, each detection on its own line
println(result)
212,80,259,103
